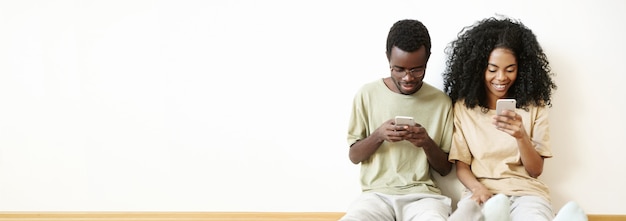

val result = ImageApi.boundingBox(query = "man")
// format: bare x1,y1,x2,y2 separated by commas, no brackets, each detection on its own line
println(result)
340,19,454,221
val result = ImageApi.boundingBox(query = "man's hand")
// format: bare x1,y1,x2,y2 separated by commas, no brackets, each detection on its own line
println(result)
377,119,410,142
404,124,431,147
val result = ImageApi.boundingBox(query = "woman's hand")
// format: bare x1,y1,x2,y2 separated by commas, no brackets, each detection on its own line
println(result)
492,110,527,139
470,186,494,205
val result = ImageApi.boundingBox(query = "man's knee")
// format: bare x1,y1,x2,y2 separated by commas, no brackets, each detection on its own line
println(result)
341,193,394,221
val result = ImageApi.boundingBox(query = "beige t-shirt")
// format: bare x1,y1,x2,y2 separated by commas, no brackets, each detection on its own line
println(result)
448,100,553,201
347,79,453,195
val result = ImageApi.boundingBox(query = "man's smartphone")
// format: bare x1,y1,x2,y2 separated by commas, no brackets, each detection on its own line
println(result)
395,116,416,126
496,99,516,115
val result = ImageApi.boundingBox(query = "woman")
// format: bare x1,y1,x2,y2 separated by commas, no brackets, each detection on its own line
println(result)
442,16,586,221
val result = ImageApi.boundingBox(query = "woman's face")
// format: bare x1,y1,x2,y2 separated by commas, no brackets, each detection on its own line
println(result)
484,48,517,108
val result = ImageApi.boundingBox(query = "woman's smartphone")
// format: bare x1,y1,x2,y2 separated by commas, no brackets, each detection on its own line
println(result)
496,99,516,115
395,116,416,126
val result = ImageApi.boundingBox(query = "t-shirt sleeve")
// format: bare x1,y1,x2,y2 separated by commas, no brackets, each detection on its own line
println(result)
532,106,553,158
347,90,367,147
439,103,454,154
448,104,473,165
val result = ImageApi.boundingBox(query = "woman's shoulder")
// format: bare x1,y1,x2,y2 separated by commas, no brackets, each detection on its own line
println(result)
452,99,474,112
452,99,480,116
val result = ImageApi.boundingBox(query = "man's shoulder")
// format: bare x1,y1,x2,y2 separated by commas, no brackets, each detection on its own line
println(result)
360,79,384,89
354,79,385,95
420,83,451,102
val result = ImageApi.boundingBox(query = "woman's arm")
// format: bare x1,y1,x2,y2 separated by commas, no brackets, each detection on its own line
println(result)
492,110,544,178
456,161,493,204
516,133,544,178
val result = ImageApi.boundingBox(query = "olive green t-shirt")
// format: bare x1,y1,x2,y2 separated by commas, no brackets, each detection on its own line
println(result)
347,79,453,195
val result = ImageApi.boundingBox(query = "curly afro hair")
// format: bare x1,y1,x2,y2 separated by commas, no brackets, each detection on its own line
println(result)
442,16,556,112
386,19,431,61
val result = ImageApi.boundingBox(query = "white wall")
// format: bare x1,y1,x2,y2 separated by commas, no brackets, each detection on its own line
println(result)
0,0,624,215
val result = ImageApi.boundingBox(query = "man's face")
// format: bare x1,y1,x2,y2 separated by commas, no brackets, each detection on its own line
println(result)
388,46,428,95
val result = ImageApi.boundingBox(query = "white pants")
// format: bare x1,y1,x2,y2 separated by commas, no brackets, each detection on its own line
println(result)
339,192,451,221
449,193,587,221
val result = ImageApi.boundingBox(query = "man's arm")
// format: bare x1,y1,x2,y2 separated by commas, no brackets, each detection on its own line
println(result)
405,125,452,176
348,134,384,164
349,119,406,164
421,137,452,176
